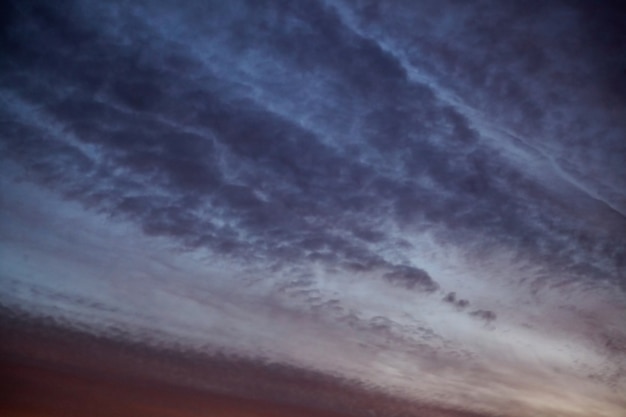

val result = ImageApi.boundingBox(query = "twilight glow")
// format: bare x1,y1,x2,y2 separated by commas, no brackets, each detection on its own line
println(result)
1,1,625,416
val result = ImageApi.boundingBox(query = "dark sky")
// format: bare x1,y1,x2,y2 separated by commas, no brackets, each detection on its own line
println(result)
1,1,625,416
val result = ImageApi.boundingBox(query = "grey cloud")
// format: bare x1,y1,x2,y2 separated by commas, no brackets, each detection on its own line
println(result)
383,266,439,293
2,1,626,415
443,292,456,304
443,292,470,310
470,310,497,324
1,0,625,292
335,0,626,213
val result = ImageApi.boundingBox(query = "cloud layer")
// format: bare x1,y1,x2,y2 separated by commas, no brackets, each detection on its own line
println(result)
1,1,625,416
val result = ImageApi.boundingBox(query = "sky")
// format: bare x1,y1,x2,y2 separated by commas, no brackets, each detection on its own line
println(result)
1,1,625,416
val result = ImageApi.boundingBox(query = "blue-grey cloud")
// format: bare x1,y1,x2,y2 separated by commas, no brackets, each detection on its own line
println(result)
1,1,626,416
383,265,439,293
2,1,624,294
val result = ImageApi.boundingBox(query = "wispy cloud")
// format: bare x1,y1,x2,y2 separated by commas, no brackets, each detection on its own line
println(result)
1,1,625,416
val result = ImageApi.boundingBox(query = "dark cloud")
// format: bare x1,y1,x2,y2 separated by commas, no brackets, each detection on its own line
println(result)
443,292,470,310
443,292,457,304
1,0,625,288
2,1,626,415
383,266,439,293
570,0,626,107
470,310,497,324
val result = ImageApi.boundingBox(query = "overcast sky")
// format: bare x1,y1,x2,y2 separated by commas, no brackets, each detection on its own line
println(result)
1,1,625,416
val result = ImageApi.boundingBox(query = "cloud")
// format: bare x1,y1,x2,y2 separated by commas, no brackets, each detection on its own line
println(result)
1,1,626,416
1,0,625,294
443,292,470,310
383,265,439,293
470,310,497,324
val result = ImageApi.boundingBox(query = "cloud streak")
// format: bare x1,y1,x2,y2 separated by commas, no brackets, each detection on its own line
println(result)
1,1,625,416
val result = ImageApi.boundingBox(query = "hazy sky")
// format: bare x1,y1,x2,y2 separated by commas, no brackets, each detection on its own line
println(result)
1,1,625,416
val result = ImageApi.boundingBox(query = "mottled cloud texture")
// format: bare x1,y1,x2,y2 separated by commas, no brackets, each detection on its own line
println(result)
1,1,625,416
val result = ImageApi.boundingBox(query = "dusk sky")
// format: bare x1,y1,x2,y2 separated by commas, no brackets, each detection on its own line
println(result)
1,1,625,416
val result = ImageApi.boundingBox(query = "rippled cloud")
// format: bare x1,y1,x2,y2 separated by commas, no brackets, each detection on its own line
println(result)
1,1,625,416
